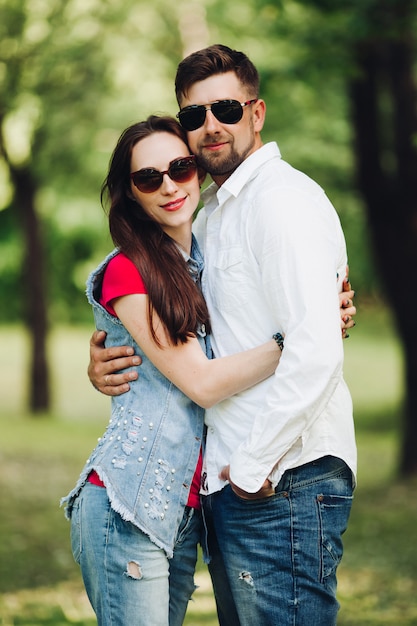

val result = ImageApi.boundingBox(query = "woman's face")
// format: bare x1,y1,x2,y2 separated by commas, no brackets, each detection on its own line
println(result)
130,132,200,247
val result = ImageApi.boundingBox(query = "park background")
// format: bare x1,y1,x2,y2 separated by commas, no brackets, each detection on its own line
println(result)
1,0,417,624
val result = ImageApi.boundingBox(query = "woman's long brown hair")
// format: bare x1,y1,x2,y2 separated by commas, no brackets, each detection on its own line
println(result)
101,115,211,345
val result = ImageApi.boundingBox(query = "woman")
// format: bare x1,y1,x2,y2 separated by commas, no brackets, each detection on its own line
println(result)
62,115,283,626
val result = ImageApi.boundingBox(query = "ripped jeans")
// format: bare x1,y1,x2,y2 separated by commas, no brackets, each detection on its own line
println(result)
203,455,354,626
70,482,201,626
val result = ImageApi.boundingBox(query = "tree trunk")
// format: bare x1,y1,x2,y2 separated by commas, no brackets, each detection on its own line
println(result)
349,5,417,475
12,167,50,413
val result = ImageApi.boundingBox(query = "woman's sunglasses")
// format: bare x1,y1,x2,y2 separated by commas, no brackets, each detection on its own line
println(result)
177,99,258,132
130,155,198,193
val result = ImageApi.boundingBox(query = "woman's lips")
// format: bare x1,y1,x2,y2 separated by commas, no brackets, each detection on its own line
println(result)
160,197,187,211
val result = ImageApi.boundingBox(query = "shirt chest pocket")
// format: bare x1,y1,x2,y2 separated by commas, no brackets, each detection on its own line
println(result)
212,247,249,312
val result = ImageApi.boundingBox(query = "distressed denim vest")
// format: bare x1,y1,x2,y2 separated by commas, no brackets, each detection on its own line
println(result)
62,235,209,557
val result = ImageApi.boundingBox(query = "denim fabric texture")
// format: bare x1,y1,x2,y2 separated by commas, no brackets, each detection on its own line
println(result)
203,455,354,626
62,236,208,558
71,482,202,626
62,235,208,625
168,504,202,625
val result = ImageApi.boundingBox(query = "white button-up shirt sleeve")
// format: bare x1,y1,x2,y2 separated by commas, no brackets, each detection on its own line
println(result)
197,143,355,496
229,176,348,493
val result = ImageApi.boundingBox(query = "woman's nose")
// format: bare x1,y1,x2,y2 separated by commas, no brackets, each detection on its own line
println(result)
160,172,178,193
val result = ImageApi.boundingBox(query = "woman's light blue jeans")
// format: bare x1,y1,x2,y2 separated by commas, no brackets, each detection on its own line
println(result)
70,482,201,626
203,455,354,626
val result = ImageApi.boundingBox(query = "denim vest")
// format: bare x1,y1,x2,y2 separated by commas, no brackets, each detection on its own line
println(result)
62,236,209,557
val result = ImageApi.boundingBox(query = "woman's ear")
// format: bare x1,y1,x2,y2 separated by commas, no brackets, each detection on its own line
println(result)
126,185,136,201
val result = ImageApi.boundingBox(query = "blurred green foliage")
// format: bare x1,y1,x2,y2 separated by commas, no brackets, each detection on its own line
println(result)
0,0,385,326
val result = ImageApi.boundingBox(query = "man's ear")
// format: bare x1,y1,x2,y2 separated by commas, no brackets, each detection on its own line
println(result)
252,99,266,133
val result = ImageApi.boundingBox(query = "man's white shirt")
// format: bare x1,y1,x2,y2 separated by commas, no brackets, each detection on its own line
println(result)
193,142,356,495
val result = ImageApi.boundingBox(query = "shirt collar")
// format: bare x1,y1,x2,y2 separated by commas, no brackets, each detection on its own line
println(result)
201,142,281,211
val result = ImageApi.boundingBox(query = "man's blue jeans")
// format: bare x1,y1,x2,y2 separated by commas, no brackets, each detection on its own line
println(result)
203,455,354,626
70,482,201,626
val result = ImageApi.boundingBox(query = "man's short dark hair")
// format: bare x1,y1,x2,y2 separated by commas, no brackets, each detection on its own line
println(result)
175,44,260,105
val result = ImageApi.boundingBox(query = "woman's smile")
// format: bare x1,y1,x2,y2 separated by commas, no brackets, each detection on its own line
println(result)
160,196,187,211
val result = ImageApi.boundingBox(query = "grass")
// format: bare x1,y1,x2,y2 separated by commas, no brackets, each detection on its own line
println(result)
1,307,417,625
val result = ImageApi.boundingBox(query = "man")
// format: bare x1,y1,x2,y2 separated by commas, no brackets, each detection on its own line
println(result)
88,45,356,625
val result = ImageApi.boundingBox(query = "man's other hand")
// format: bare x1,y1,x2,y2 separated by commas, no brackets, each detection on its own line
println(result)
88,330,141,396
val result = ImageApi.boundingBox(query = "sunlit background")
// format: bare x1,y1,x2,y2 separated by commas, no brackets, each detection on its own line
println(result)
1,0,417,624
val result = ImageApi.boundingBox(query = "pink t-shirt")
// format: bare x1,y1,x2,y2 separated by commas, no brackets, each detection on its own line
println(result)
89,252,202,509
100,252,147,315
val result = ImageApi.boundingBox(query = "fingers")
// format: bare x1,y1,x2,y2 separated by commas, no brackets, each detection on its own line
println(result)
342,265,350,292
231,479,274,500
219,465,230,482
342,327,352,339
90,329,138,363
88,355,140,395
94,344,137,364
342,309,357,339
88,328,142,396
341,289,355,308
342,308,356,326
96,382,130,397
339,281,357,338
342,304,356,320
341,289,356,328
99,370,139,397
219,465,274,500
90,329,107,349
100,365,140,383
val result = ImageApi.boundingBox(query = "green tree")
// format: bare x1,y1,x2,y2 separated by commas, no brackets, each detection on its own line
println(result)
289,0,417,474
0,0,204,413
0,0,113,411
347,0,417,474
217,0,417,475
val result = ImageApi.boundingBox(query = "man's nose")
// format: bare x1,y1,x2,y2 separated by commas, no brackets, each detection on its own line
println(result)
203,108,222,132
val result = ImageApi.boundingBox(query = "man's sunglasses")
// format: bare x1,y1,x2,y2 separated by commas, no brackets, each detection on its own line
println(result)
177,99,258,131
130,155,198,193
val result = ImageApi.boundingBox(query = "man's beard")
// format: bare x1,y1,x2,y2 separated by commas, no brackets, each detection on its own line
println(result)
196,133,255,178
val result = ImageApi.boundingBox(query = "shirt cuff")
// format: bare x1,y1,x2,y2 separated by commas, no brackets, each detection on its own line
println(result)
229,436,305,493
229,450,273,493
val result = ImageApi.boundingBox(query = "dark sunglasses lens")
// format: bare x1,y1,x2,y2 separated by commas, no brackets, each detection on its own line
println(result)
131,158,197,193
178,101,244,130
133,170,162,193
178,107,206,131
170,158,197,182
212,101,243,124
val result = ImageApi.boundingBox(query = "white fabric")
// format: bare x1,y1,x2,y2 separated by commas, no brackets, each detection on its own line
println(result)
193,142,356,494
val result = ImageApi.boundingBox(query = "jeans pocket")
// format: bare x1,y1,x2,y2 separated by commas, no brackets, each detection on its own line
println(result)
316,493,353,583
70,496,82,564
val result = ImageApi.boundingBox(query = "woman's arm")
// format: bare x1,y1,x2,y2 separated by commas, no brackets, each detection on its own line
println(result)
87,277,356,397
113,293,281,409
